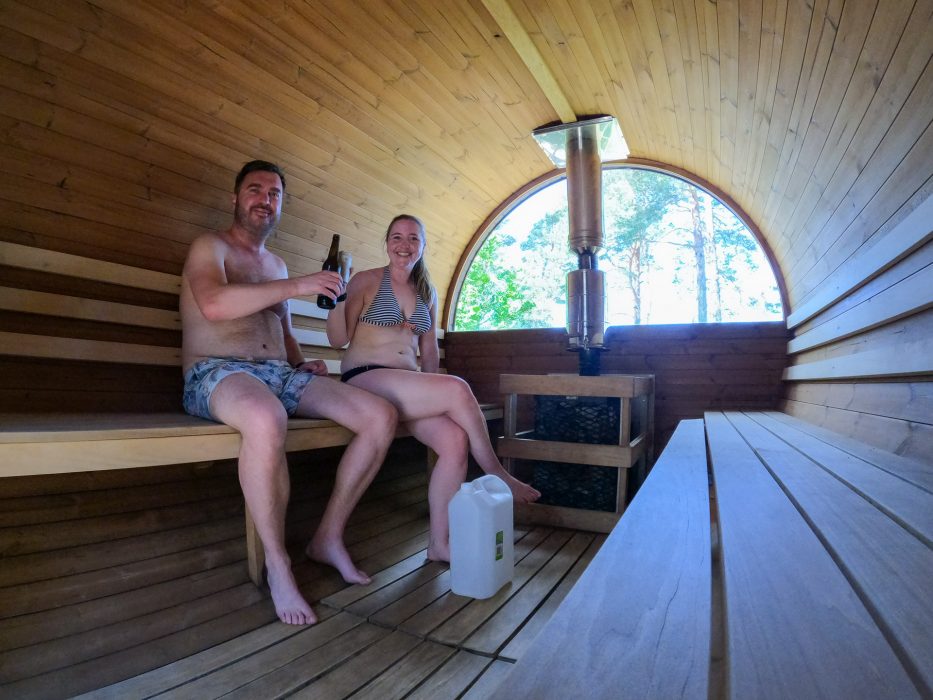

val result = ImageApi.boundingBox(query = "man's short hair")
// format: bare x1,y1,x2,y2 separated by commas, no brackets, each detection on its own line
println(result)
234,160,286,193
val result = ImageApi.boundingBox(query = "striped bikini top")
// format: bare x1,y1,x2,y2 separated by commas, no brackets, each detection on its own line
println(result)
359,267,432,335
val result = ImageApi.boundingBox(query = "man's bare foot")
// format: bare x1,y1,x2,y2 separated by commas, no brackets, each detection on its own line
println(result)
266,563,316,625
426,539,450,563
306,534,372,585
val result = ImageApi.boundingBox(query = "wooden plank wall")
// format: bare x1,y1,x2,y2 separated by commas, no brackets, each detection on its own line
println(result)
0,0,556,307
782,192,933,463
0,251,183,411
444,322,788,454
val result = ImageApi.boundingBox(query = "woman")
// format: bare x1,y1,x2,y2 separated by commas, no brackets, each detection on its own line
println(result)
326,214,540,561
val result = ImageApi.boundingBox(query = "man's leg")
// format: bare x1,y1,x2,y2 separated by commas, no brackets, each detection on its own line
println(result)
407,416,468,562
295,376,398,584
209,373,315,625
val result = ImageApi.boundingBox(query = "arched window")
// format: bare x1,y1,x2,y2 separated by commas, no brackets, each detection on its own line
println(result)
452,166,783,330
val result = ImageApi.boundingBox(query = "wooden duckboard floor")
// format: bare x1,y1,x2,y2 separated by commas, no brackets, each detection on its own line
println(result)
77,525,602,700
0,442,603,700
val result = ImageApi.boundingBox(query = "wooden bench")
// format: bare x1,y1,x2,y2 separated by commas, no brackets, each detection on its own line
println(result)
706,410,931,698
491,418,711,699
0,241,502,586
492,411,932,699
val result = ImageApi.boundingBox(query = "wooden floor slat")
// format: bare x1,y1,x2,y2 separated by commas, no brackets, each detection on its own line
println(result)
459,659,517,699
289,629,423,699
462,530,595,655
73,610,339,699
499,533,606,661
220,621,393,700
404,650,495,700
349,637,458,700
154,611,367,700
392,527,552,637
345,560,449,619
427,528,576,647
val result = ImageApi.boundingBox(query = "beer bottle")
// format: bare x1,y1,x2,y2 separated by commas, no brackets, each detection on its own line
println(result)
316,234,340,309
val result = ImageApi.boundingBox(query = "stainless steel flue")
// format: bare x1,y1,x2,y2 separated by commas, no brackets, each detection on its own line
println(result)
534,116,621,374
566,123,604,256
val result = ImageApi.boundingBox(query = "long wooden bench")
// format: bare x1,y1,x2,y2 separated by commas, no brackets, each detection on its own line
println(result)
0,241,502,586
492,411,932,699
490,418,711,699
707,410,931,698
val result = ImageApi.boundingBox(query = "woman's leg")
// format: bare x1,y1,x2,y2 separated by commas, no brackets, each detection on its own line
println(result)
348,370,540,503
406,415,468,562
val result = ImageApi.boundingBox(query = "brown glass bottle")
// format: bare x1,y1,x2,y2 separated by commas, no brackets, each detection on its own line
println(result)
317,234,340,309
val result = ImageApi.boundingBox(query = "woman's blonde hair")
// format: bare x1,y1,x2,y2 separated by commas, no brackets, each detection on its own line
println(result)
386,214,435,306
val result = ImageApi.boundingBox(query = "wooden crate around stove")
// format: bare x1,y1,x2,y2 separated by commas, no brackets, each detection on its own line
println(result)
498,373,655,533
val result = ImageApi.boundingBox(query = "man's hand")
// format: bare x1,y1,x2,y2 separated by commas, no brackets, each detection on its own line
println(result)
295,270,344,301
296,359,329,376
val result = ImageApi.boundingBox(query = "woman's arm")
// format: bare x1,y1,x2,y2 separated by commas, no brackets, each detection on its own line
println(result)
418,300,440,373
325,269,370,348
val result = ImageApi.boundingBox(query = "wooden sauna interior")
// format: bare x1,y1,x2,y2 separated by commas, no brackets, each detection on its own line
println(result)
0,1,930,698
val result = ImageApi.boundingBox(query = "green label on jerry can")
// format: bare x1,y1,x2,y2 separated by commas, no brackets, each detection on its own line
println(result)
495,530,504,561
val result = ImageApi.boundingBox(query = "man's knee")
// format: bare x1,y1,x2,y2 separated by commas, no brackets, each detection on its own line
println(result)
374,399,398,439
366,398,398,438
238,398,289,444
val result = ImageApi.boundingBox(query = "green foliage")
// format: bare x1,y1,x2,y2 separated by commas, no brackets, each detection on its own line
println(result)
455,167,782,329
454,234,538,330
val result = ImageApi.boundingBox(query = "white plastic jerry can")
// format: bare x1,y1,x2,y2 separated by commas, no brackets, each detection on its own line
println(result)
448,474,514,599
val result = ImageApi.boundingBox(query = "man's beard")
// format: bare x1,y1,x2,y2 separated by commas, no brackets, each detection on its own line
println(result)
234,200,279,238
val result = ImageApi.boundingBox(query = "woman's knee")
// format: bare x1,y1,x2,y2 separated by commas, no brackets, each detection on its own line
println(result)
440,375,476,406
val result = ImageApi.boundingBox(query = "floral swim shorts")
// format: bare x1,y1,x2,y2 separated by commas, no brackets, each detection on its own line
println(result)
183,358,318,421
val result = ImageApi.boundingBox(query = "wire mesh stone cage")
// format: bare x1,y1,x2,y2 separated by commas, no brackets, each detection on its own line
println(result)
531,395,623,512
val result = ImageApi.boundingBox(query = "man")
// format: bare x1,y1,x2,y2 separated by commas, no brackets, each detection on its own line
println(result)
180,160,398,625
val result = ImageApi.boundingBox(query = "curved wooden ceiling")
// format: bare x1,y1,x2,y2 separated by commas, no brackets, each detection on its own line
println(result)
1,0,931,315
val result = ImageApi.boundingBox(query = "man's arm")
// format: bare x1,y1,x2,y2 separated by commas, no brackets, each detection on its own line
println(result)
281,303,329,374
184,234,342,322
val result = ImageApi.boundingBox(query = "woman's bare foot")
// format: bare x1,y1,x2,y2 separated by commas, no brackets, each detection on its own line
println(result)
307,534,372,585
482,466,541,503
266,562,316,625
426,538,450,563
503,474,541,503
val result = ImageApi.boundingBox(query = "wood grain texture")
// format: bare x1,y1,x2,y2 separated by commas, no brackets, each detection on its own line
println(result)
729,411,933,695
706,410,919,699
491,419,711,700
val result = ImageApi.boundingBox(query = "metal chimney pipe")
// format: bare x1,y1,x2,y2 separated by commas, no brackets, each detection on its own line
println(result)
564,122,606,367
533,115,624,374
566,123,603,255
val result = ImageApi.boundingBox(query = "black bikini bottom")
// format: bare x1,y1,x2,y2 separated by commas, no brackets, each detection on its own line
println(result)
340,364,390,383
